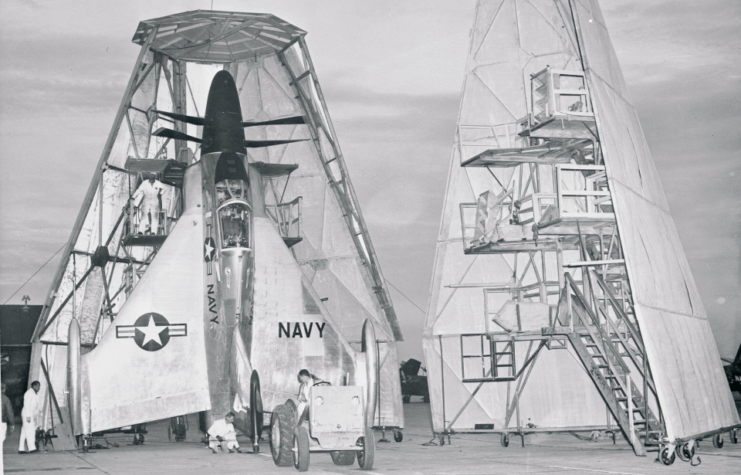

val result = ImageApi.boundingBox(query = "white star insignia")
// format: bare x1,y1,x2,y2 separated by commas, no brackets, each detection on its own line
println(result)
205,240,215,260
138,315,165,347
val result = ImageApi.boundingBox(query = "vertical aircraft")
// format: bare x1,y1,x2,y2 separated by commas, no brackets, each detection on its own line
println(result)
29,11,404,449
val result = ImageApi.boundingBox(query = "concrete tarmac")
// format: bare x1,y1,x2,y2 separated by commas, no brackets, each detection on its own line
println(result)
3,401,740,474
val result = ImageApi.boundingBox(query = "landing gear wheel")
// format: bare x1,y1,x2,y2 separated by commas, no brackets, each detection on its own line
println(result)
293,425,310,472
501,433,509,447
357,426,375,470
269,404,295,467
659,446,676,465
393,429,403,442
250,370,264,453
402,395,411,404
423,395,430,403
730,428,738,444
676,442,694,462
439,434,445,446
330,450,356,466
713,433,723,448
133,434,144,445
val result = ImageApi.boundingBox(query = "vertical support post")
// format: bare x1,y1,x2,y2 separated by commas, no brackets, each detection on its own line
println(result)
539,249,547,302
171,59,188,164
439,335,446,434
627,374,634,446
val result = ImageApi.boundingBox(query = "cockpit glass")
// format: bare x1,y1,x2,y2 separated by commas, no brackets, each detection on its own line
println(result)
216,179,248,205
218,202,250,248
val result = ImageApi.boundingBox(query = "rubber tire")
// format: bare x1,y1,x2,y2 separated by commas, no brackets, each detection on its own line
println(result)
270,404,295,467
357,426,375,470
402,395,411,404
250,370,264,451
676,442,694,462
394,430,403,442
659,446,676,465
330,450,356,466
501,433,509,447
713,433,724,448
293,425,310,472
731,429,738,444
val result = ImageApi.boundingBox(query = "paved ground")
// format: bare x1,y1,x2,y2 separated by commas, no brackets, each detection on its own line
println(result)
3,402,740,474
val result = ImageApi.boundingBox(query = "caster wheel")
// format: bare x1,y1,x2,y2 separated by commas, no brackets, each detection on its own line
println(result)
501,433,509,448
253,443,260,453
393,430,403,442
730,429,738,445
713,433,724,449
439,434,445,446
659,446,676,465
676,442,694,462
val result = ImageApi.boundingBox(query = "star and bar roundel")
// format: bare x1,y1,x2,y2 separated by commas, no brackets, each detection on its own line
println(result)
116,313,187,351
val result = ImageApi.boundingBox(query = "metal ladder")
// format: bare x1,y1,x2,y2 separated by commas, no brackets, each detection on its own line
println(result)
562,272,663,456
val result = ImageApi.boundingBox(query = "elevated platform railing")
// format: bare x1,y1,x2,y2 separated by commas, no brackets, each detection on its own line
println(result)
265,196,303,248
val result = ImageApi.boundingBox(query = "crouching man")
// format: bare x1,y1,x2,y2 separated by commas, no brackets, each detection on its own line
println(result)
207,412,241,453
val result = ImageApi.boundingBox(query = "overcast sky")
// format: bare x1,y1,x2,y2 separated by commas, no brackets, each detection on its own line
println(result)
0,0,739,361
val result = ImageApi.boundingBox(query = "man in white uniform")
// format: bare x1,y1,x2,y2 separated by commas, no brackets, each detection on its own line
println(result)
207,412,241,453
132,173,166,234
19,381,40,453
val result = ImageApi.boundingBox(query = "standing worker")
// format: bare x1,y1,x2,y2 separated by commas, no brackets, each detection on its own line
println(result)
207,412,242,453
132,173,166,235
2,382,15,442
18,381,41,454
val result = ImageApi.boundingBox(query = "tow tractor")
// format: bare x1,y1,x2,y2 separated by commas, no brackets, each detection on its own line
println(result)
269,320,378,471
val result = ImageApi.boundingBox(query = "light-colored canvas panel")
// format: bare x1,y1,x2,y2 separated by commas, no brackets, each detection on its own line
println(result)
256,67,299,118
516,346,607,428
572,0,740,439
470,0,507,56
474,0,520,66
474,62,528,121
517,0,575,58
460,74,519,128
635,305,739,439
571,0,629,97
321,187,359,258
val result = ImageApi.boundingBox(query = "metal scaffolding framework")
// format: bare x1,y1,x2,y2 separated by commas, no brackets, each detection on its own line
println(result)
423,0,739,462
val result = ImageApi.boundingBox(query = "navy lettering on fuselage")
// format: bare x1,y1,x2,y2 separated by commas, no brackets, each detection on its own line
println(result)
278,322,325,338
207,284,219,324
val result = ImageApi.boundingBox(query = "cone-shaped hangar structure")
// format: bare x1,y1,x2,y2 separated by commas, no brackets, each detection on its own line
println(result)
424,0,739,460
30,10,404,439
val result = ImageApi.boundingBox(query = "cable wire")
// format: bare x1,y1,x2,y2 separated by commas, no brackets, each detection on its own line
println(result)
2,243,66,305
384,278,426,315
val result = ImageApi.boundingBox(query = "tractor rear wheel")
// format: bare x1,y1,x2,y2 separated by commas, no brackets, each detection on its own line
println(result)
330,450,356,465
357,426,375,470
270,404,295,467
293,425,310,472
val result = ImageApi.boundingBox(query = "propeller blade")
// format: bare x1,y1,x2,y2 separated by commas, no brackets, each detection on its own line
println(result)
242,116,305,128
154,110,207,126
152,127,203,143
244,139,308,148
